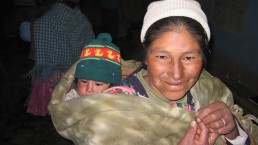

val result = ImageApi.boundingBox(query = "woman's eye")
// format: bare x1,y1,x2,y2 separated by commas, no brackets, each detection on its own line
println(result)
183,57,195,60
156,56,167,59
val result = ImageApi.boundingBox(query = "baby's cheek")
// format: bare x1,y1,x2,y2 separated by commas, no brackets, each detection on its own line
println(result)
98,88,107,93
99,86,110,93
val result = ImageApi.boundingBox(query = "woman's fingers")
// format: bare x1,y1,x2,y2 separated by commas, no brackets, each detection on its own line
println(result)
196,120,209,144
208,128,219,145
196,101,236,134
178,121,198,145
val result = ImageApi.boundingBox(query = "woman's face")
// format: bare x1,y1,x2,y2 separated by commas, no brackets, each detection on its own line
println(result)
77,79,110,96
144,29,203,100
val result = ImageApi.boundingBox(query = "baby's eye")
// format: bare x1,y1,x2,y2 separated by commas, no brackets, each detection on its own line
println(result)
95,82,107,86
96,83,103,86
80,79,88,83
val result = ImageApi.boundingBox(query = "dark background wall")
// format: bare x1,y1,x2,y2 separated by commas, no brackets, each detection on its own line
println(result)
198,0,258,96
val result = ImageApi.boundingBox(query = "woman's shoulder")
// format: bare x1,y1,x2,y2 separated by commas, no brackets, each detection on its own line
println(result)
114,67,148,97
198,69,225,86
195,69,231,93
192,69,233,105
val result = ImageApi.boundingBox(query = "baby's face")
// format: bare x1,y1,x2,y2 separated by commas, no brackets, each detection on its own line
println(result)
77,79,110,96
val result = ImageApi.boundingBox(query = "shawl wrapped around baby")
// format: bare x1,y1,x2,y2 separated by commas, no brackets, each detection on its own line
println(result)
49,61,256,145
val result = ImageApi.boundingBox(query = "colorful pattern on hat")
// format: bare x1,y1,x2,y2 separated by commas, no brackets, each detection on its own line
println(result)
141,0,210,42
75,33,121,84
80,47,121,66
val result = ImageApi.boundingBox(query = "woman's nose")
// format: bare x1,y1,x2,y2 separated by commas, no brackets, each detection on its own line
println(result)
169,60,184,80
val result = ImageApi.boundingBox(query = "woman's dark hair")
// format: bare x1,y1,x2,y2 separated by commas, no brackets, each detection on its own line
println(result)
142,16,210,68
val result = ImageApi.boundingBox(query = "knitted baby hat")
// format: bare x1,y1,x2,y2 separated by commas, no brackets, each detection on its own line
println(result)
140,0,210,42
74,33,121,84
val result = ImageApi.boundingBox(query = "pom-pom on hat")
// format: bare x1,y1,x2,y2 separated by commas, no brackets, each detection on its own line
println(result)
140,0,210,42
74,33,121,84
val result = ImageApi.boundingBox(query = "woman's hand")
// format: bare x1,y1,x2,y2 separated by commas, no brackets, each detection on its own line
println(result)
195,101,239,140
196,118,219,144
179,120,215,145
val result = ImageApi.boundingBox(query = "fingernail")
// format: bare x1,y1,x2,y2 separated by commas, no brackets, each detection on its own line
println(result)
190,121,196,128
196,117,201,123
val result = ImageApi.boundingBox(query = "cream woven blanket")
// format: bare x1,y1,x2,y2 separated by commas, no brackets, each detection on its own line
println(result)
48,62,234,145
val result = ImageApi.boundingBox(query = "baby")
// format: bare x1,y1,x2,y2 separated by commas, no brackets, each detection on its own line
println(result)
65,33,122,101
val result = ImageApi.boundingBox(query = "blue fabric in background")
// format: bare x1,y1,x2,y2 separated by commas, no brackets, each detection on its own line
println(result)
19,21,31,42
